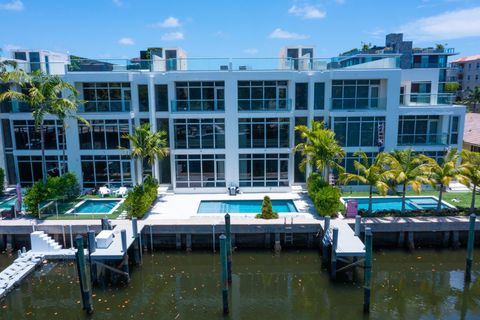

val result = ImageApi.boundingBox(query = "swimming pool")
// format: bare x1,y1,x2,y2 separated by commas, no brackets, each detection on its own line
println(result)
197,199,298,214
341,196,454,212
0,197,17,210
68,199,122,215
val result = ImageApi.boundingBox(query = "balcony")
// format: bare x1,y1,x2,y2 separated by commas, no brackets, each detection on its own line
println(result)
0,100,32,113
330,97,387,110
238,99,292,112
78,100,131,112
400,93,454,106
171,99,225,112
397,133,449,146
412,63,447,69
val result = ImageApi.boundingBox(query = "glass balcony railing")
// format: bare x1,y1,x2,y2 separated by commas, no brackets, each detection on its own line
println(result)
238,98,292,112
397,133,449,146
400,93,454,106
170,99,225,112
412,63,448,69
330,97,387,110
78,100,131,112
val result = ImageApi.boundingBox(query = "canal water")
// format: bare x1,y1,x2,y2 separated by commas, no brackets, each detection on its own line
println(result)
1,249,480,320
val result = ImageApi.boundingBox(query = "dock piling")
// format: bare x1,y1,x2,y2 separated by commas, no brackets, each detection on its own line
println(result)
363,227,373,314
149,224,154,254
87,230,97,284
354,215,361,236
120,229,129,282
322,216,331,264
219,234,229,315
465,214,476,282
69,225,73,249
74,235,93,314
131,218,142,265
212,224,216,253
225,213,232,284
330,227,338,280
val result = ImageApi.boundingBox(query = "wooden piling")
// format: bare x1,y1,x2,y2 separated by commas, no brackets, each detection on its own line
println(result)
363,227,373,314
330,227,338,280
219,234,229,315
465,214,476,282
354,215,361,237
150,225,154,254
225,213,232,284
120,229,129,282
322,216,331,265
87,230,97,284
74,236,93,314
132,218,142,265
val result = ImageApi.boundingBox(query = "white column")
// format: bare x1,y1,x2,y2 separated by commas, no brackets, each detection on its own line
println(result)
148,75,160,180
224,74,238,187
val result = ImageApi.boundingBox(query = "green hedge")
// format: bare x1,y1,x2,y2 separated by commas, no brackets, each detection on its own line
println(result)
124,176,159,219
24,172,81,217
306,173,341,217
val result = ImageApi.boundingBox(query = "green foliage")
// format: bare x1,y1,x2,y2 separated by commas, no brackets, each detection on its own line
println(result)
124,176,159,218
24,173,80,217
306,172,328,196
256,196,278,219
312,186,341,217
444,82,460,92
0,168,4,194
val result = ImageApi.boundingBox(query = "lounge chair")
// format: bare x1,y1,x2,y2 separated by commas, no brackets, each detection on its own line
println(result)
99,186,111,197
114,187,128,198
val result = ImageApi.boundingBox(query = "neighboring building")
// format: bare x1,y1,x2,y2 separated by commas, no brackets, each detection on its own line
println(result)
463,113,480,152
448,55,480,96
0,41,466,192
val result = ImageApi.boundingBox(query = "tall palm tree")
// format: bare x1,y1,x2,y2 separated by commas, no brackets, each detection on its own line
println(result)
424,149,460,213
122,123,169,186
0,70,78,183
458,150,480,214
294,121,345,180
339,152,393,214
384,149,431,213
463,87,480,113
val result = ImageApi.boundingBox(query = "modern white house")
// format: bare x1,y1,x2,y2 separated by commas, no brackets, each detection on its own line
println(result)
0,34,466,193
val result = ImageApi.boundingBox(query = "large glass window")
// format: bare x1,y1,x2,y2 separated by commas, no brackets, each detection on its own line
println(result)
449,116,459,145
81,155,132,188
294,117,307,183
239,118,289,148
82,82,131,112
410,82,432,104
17,155,67,186
174,82,224,112
333,117,385,147
78,119,130,149
398,115,441,145
295,83,308,110
238,81,289,111
174,118,225,149
331,79,383,110
155,85,169,111
138,85,149,112
175,154,225,188
239,153,289,187
13,120,64,150
314,82,325,109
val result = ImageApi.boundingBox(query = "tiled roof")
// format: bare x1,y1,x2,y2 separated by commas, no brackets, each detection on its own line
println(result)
464,113,480,146
452,55,480,63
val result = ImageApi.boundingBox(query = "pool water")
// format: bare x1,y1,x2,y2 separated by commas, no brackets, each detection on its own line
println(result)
197,199,298,214
343,196,451,212
0,197,17,210
74,199,121,214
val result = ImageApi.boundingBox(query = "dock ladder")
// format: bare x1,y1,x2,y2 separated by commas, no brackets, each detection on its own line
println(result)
284,217,294,245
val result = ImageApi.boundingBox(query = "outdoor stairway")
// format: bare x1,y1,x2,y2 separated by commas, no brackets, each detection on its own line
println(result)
30,231,62,252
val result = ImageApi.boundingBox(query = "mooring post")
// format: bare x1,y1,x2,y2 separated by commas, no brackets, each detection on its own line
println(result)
330,227,338,280
120,229,129,281
225,213,232,284
363,227,373,314
101,218,109,231
212,224,216,253
69,225,73,249
75,235,93,314
466,214,476,282
219,234,229,315
131,218,142,265
87,230,97,284
150,225,154,255
322,216,331,264
355,215,361,237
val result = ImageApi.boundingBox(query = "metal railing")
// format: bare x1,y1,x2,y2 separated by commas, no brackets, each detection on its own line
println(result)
400,93,454,106
330,97,387,110
237,98,292,112
78,100,131,112
397,133,449,146
412,63,448,69
171,99,225,112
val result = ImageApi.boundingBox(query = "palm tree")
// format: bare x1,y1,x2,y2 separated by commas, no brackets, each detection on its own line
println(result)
339,152,393,214
424,149,460,213
458,150,480,214
122,123,169,186
294,121,345,180
0,70,78,183
384,149,431,213
463,87,480,113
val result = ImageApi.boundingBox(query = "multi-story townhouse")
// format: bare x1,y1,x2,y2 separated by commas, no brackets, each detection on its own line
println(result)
448,55,480,97
0,34,466,192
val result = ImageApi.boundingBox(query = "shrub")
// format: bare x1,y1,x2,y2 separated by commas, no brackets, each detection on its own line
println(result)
0,168,4,194
306,172,328,198
256,196,278,219
313,186,341,217
124,176,159,219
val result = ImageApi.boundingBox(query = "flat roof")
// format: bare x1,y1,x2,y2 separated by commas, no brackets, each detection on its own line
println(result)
464,113,480,146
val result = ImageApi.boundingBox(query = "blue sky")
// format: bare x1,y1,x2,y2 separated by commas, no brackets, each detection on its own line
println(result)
1,0,480,59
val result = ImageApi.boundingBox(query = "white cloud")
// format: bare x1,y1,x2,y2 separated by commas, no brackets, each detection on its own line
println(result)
269,28,309,40
112,0,123,7
118,37,135,45
243,48,259,55
152,16,181,28
288,5,326,19
161,32,184,41
365,28,385,39
0,0,24,11
399,7,480,41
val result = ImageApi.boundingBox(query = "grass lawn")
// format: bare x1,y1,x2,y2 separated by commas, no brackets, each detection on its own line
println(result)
340,189,480,210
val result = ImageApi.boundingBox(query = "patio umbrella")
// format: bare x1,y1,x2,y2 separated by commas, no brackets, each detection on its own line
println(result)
15,183,22,218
